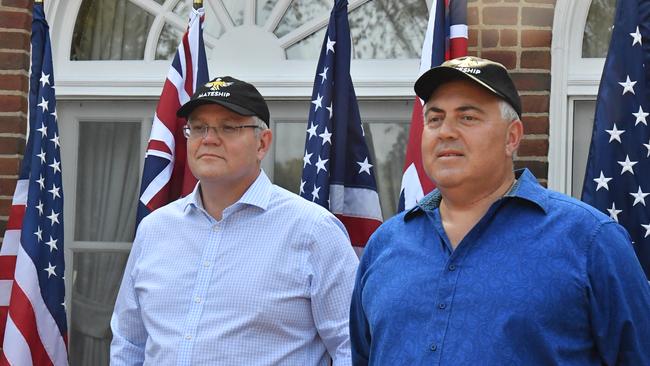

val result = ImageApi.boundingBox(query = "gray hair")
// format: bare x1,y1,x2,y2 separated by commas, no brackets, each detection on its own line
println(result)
251,116,268,138
421,98,520,124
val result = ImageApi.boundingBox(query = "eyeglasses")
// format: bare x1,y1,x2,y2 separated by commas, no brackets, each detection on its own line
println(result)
183,123,260,139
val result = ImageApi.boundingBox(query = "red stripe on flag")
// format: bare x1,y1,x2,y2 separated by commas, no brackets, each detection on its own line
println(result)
0,257,16,279
6,205,26,230
147,139,172,155
449,37,468,59
8,284,53,366
403,98,436,194
182,33,194,97
156,79,182,131
0,306,7,346
0,349,9,366
336,215,382,248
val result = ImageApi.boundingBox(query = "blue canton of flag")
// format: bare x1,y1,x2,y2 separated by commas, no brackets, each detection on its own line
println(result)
582,0,650,279
299,0,382,249
1,1,68,364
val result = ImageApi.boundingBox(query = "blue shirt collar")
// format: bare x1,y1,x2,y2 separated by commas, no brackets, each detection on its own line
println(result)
182,169,273,214
405,168,548,221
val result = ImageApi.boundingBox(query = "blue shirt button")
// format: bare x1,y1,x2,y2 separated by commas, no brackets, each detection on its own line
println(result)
448,264,456,271
430,343,437,351
438,303,447,309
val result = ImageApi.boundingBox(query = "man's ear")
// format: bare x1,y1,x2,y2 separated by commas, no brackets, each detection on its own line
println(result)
505,119,523,157
257,128,273,161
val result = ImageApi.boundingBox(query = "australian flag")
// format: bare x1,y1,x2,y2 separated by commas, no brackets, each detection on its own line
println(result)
299,0,382,249
581,0,650,279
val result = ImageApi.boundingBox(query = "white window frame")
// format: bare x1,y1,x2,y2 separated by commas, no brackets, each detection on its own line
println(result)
45,0,426,99
549,0,604,193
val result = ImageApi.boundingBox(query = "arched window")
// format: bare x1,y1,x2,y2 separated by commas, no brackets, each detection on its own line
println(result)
549,0,615,197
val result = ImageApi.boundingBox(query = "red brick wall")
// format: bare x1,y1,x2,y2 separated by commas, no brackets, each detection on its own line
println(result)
468,0,555,184
0,0,31,241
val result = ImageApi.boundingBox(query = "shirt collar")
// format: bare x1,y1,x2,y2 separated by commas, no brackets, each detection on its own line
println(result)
404,168,548,221
182,169,273,214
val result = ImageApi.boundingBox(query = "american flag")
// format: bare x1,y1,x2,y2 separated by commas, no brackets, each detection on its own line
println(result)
398,0,467,211
0,1,68,364
299,0,382,249
581,0,650,279
136,7,209,227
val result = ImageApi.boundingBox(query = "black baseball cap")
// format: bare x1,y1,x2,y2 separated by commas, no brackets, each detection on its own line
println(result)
414,56,522,117
177,76,270,126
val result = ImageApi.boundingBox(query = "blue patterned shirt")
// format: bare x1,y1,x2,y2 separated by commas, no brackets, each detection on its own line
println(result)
111,170,358,366
350,169,650,365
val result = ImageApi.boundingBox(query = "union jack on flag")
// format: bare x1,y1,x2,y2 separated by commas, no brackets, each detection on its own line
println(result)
0,1,68,364
398,0,468,211
300,0,383,250
136,7,209,228
581,0,650,279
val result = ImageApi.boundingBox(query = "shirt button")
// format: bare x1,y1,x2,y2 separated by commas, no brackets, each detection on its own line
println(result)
212,225,219,231
448,264,456,271
438,303,447,309
185,334,192,340
430,343,437,351
194,297,201,303
203,261,211,267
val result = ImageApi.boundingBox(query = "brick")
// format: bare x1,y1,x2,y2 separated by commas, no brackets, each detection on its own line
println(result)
521,95,550,114
0,221,5,240
481,50,517,69
521,116,549,134
0,11,31,30
500,29,518,47
514,160,548,179
518,139,548,156
0,74,28,92
0,52,29,70
511,72,550,91
483,6,518,26
0,31,30,50
521,50,551,69
521,29,551,47
0,95,27,113
468,49,479,57
0,137,24,154
2,0,32,8
0,177,17,196
468,29,478,47
467,6,479,25
522,7,554,27
0,199,10,217
482,29,499,48
0,157,20,175
0,115,26,134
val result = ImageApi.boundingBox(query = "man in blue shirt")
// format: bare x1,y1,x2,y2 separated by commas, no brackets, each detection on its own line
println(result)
350,57,650,365
111,76,358,365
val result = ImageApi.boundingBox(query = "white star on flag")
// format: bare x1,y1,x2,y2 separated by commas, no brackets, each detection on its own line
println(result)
630,186,649,206
299,179,305,194
303,151,313,168
319,67,328,83
50,109,57,121
311,184,321,201
312,94,323,111
605,123,625,143
633,106,648,126
45,236,58,252
37,149,46,164
36,175,45,189
315,156,329,174
47,209,60,226
593,171,612,191
50,133,60,148
617,155,637,175
49,158,61,174
37,97,49,112
619,75,637,95
36,122,48,137
327,103,333,119
630,26,642,46
642,223,650,238
607,202,622,222
644,139,650,157
319,127,332,145
357,157,373,175
44,263,57,278
326,37,336,54
306,122,318,140
48,183,61,199
36,200,44,215
40,72,50,87
34,226,43,241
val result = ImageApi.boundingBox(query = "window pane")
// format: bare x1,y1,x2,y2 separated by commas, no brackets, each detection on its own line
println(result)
349,0,427,59
71,0,154,60
274,0,331,38
75,121,140,241
572,100,597,198
582,0,616,58
69,251,129,366
156,23,185,60
285,27,327,60
223,0,245,26
272,119,409,219
257,0,280,25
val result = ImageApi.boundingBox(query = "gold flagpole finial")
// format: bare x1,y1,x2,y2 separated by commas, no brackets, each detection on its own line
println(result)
193,0,203,9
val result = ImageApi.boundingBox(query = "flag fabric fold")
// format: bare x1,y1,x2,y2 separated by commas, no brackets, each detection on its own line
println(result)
299,0,382,249
136,7,209,228
581,0,650,279
0,2,69,364
398,0,468,211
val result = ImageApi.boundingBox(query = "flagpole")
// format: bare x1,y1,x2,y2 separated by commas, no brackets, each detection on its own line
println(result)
193,0,202,9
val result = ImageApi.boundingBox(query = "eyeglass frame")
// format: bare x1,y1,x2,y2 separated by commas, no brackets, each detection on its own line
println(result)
182,122,261,139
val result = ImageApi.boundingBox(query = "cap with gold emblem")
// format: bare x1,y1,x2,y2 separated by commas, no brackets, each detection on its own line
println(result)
177,76,270,126
414,56,522,117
